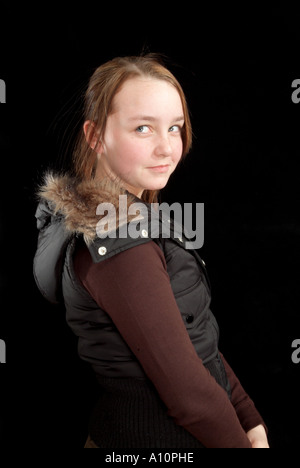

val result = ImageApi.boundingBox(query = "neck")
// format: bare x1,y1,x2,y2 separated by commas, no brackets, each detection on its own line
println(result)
95,159,144,199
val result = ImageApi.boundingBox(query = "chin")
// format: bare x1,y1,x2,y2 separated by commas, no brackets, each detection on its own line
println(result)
144,183,168,192
144,177,170,191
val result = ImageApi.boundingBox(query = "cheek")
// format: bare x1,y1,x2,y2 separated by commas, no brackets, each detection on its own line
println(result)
109,136,147,172
117,135,151,163
105,128,134,164
173,139,184,163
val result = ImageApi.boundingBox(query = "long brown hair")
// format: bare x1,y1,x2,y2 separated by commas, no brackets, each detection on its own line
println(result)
73,54,193,203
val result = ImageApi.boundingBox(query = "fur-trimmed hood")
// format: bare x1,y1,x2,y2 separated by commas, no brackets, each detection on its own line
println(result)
37,172,141,244
33,172,158,304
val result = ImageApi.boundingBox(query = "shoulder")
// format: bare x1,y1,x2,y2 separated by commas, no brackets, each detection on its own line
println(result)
86,234,158,263
74,237,167,284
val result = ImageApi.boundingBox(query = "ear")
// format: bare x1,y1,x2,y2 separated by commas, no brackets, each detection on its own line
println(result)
83,120,103,154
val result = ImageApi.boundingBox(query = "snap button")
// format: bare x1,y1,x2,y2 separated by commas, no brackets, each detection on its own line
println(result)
186,314,194,324
98,246,107,256
141,229,148,238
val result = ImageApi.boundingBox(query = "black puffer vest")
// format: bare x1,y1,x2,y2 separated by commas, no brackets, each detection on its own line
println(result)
33,174,231,447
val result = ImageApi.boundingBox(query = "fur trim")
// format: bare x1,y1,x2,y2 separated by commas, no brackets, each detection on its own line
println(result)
38,172,139,244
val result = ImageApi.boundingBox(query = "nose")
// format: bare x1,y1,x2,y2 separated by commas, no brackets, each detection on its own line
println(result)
154,134,173,158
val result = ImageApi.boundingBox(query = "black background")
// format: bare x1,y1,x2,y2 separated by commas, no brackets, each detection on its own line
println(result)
0,4,299,448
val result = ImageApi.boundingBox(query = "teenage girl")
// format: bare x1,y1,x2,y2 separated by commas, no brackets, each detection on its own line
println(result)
34,55,269,448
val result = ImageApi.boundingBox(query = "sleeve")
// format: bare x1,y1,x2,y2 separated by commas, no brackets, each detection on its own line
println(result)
75,240,252,448
220,353,268,434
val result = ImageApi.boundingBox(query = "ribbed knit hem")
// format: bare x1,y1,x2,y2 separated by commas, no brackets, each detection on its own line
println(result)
88,354,230,448
89,376,205,448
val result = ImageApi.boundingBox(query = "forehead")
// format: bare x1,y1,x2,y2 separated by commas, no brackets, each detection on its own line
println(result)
112,77,184,118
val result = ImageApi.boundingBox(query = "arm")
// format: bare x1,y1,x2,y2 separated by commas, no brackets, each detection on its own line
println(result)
76,241,252,448
220,353,269,448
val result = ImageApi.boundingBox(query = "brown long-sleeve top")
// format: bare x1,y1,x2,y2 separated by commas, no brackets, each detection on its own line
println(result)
74,240,266,448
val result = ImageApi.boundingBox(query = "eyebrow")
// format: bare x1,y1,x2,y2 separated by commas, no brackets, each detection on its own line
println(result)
128,115,185,122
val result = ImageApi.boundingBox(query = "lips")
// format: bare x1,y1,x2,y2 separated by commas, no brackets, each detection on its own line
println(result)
148,165,170,173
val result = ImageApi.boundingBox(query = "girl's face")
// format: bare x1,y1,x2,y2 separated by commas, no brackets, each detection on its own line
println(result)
95,77,185,198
